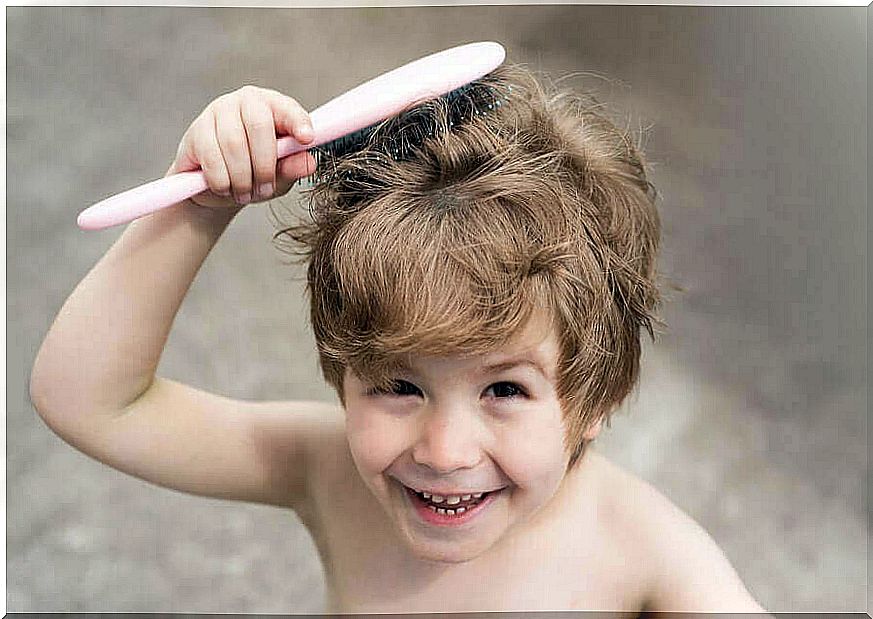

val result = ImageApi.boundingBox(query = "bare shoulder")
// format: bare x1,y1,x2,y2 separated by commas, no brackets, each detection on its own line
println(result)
583,451,765,613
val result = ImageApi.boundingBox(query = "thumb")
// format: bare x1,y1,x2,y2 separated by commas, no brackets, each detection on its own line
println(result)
275,151,318,194
165,140,199,177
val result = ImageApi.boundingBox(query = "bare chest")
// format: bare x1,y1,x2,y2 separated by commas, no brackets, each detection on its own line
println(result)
321,538,648,614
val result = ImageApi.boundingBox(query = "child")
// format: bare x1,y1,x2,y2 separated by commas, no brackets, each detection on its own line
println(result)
30,64,765,614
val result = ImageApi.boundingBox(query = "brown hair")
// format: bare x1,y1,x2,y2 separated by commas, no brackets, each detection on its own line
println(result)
274,64,662,467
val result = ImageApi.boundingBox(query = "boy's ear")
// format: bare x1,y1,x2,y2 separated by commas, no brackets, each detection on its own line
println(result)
582,417,604,440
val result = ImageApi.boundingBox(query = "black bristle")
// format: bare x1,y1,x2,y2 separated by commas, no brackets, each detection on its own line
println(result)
308,76,508,174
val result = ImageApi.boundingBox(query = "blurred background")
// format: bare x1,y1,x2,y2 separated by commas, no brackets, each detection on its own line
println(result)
6,6,867,613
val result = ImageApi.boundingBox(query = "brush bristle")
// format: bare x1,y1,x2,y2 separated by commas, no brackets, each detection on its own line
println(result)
305,76,508,184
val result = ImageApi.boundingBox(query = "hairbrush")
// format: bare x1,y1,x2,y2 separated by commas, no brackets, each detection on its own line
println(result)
76,41,506,230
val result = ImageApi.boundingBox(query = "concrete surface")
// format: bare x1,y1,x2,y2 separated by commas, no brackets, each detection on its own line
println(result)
6,6,867,613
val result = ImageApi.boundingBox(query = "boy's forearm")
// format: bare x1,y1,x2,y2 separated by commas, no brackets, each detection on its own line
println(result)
30,200,241,418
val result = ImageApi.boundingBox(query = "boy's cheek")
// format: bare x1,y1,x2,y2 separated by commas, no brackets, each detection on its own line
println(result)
497,417,569,487
345,410,407,473
507,446,567,492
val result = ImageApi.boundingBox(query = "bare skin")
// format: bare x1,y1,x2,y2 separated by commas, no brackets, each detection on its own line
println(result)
298,339,761,613
30,85,766,615
303,426,656,614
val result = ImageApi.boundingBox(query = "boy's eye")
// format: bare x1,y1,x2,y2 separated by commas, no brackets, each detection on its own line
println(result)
485,382,527,399
371,380,422,397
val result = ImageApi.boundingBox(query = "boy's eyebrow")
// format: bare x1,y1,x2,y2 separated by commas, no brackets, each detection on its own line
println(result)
481,357,552,380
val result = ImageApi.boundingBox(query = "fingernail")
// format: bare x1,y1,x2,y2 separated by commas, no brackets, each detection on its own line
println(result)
238,192,251,205
259,183,273,198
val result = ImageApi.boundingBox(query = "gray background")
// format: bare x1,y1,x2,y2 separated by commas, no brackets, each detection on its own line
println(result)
7,6,867,613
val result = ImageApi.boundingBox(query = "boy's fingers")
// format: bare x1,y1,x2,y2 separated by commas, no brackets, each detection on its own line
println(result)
278,151,317,184
240,92,278,201
167,127,200,176
263,89,314,144
169,87,311,204
173,106,223,172
193,111,232,197
214,99,254,204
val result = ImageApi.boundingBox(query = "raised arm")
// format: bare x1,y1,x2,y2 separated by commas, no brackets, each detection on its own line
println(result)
29,86,335,509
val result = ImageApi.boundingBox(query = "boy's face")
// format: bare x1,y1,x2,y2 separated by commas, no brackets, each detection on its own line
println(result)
342,313,597,564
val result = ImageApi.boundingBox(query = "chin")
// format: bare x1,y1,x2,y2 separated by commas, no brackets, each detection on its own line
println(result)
402,532,498,564
391,498,510,564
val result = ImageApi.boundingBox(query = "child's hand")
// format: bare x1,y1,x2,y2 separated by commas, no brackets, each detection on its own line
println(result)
166,85,317,209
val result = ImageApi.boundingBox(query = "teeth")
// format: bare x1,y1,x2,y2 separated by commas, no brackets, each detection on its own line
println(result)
427,505,436,512
456,507,466,514
437,508,447,515
416,489,488,504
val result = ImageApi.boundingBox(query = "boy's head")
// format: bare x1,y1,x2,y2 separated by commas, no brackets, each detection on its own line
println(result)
278,63,661,469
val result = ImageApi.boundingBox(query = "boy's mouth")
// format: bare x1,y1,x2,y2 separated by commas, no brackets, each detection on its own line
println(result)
407,487,490,512
401,484,504,524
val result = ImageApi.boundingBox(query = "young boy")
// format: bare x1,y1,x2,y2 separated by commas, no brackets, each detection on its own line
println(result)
30,65,765,614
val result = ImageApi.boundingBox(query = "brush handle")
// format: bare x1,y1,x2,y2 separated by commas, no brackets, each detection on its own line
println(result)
77,41,505,231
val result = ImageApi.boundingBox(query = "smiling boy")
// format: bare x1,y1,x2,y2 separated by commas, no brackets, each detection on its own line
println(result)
30,64,765,614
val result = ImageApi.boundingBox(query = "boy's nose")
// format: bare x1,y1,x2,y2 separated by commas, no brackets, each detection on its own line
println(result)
411,406,482,474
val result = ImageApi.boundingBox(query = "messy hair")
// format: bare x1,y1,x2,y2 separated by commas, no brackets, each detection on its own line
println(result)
274,63,661,467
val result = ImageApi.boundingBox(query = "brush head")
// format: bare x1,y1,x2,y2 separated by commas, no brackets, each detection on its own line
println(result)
303,41,508,178
311,78,509,168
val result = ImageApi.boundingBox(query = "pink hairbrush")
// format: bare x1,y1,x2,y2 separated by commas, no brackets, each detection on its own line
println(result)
77,41,506,230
